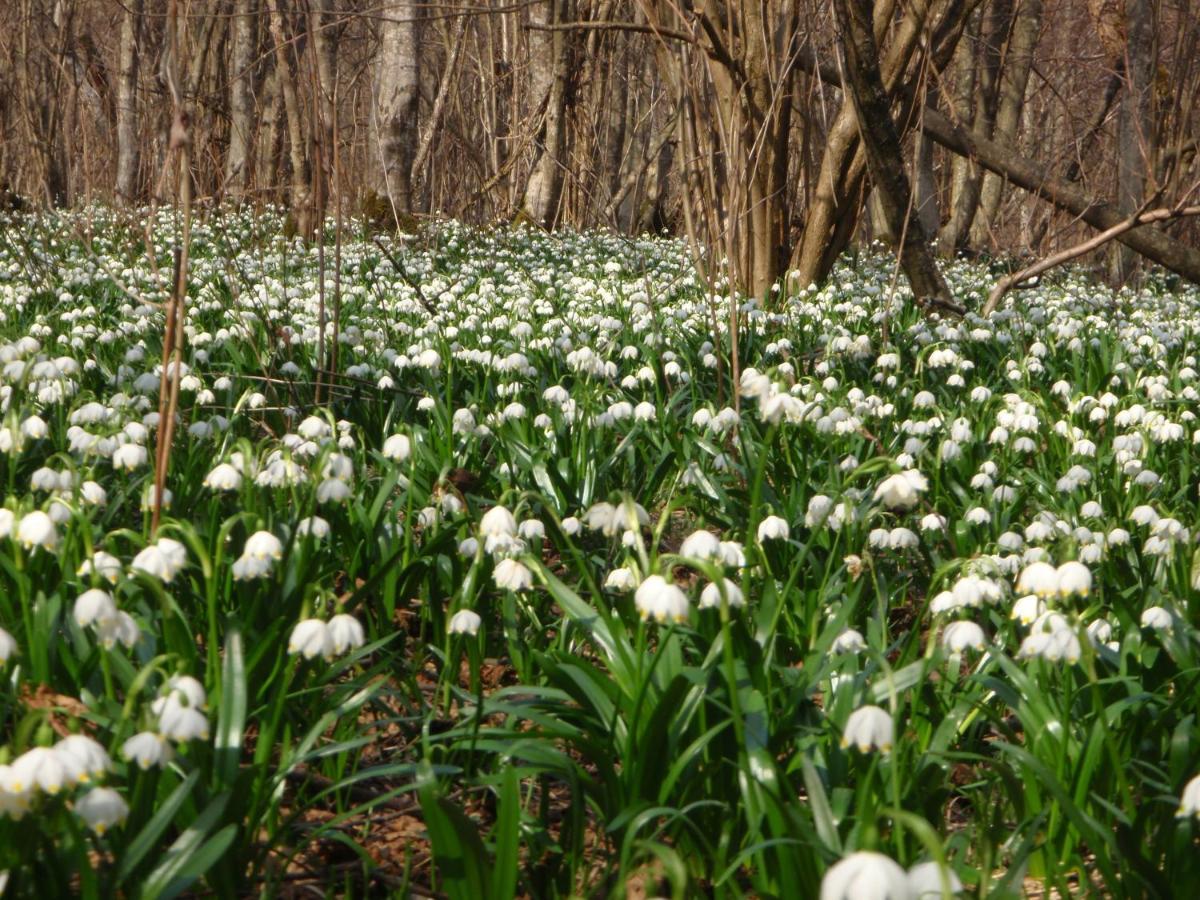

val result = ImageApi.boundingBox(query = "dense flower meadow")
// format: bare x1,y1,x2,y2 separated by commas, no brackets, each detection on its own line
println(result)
0,207,1198,897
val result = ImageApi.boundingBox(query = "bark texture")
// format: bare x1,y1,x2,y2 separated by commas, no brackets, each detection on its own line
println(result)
374,0,421,217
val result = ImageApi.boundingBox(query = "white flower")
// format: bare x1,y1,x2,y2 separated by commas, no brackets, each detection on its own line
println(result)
604,567,638,592
0,628,15,663
112,442,149,471
73,589,117,629
493,558,533,591
561,516,582,536
873,470,927,510
518,519,545,541
99,609,141,650
942,621,986,654
1015,561,1059,598
806,494,835,527
832,628,866,654
634,575,690,623
54,735,111,783
316,478,352,503
1054,561,1092,597
919,513,946,533
296,516,330,539
75,787,129,835
232,554,273,580
906,860,963,898
203,463,242,491
131,538,187,582
698,579,744,609
1140,606,1173,631
244,530,283,559
448,609,482,635
481,505,518,553
156,699,209,742
11,747,70,795
16,511,58,551
382,433,411,461
1011,594,1046,625
757,515,790,542
820,851,911,900
1177,774,1200,818
288,619,333,659
842,705,894,753
122,732,173,770
679,530,721,561
327,614,365,655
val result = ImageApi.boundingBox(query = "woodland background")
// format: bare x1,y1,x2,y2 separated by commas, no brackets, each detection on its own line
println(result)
1,0,1198,302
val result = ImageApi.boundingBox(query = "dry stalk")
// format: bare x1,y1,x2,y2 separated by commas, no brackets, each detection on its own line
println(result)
151,1,192,535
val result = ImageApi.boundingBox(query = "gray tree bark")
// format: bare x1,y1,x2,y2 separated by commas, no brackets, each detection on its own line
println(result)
1111,0,1156,283
374,0,421,218
969,0,1043,246
521,0,572,226
115,0,141,203
224,0,256,197
834,0,958,310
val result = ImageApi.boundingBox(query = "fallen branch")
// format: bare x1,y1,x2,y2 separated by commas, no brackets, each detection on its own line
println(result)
792,48,1200,290
983,204,1200,315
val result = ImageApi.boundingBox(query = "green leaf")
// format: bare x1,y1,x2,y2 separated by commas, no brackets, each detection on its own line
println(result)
118,770,200,884
214,628,246,787
418,784,492,900
490,766,521,900
139,790,232,899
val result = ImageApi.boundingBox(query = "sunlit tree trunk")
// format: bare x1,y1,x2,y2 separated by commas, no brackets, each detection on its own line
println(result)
374,0,421,218
115,0,141,203
224,0,256,197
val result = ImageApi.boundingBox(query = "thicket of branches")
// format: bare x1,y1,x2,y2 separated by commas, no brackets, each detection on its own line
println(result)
1,0,1197,301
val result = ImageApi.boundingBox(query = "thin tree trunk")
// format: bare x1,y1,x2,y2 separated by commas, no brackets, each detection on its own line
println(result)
255,63,282,202
265,0,311,235
834,0,958,310
521,0,572,226
373,0,420,219
115,0,141,203
939,8,982,251
970,0,1043,246
918,106,1200,284
1110,0,1155,284
225,0,256,197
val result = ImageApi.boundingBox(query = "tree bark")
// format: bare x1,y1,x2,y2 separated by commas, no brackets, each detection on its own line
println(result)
265,0,312,235
1110,0,1155,283
374,0,420,219
521,0,572,226
939,8,982,252
919,106,1200,285
224,0,256,198
969,0,1043,247
115,0,141,204
833,0,958,309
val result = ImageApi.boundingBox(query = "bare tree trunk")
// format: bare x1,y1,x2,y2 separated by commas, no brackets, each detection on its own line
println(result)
225,0,256,197
265,0,311,236
115,0,141,203
308,0,337,207
255,63,282,202
834,0,957,309
374,0,420,219
913,99,941,236
793,0,975,288
918,105,1200,284
939,8,981,252
970,0,1043,246
521,0,572,226
413,7,468,206
1110,0,1156,284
